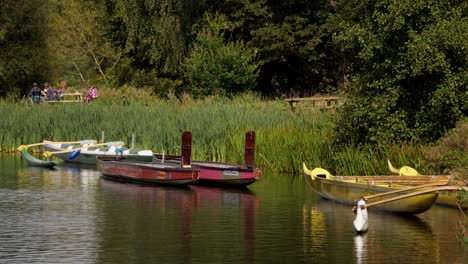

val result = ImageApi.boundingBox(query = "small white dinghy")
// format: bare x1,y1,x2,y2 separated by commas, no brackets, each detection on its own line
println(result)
353,198,368,233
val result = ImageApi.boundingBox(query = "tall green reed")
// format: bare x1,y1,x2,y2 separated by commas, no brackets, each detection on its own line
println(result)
0,96,429,175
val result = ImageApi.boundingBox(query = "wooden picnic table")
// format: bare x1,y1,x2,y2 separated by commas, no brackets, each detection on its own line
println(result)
284,96,341,111
44,92,83,103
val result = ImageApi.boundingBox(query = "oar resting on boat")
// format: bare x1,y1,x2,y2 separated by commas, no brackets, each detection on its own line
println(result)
43,141,124,158
352,184,467,233
17,140,97,151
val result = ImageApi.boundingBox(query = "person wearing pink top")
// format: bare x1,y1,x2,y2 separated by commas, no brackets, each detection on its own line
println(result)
84,85,98,102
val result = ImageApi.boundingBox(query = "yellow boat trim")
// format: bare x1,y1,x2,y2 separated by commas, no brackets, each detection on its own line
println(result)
302,163,334,180
387,159,419,176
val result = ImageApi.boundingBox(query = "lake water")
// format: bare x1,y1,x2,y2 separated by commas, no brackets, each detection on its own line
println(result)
0,155,467,263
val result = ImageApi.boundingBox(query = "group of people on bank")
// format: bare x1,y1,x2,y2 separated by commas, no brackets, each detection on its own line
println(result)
28,81,98,103
28,82,60,102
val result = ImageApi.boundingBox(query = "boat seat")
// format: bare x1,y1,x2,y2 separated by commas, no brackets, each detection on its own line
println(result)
128,149,140,154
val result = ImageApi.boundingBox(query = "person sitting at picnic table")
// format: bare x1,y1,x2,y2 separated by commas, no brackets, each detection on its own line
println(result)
84,85,98,103
42,82,56,101
28,82,42,103
41,83,48,98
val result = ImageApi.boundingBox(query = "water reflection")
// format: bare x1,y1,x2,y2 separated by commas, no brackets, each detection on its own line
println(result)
0,161,102,263
95,181,259,263
354,213,434,264
97,179,194,263
303,200,439,264
302,206,328,260
1,155,467,263
354,233,367,264
16,163,101,189
191,186,258,264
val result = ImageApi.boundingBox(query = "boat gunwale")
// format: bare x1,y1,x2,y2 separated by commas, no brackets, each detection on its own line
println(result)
304,174,440,214
100,174,196,186
153,155,257,172
96,157,198,173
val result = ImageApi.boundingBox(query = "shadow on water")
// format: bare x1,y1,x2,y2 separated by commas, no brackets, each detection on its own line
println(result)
96,178,259,264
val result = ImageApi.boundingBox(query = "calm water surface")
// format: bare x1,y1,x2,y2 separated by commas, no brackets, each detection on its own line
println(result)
0,155,467,263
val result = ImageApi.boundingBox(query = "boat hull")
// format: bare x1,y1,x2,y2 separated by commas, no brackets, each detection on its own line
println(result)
432,189,465,208
155,158,261,187
194,162,261,187
96,157,198,186
305,175,439,214
20,150,60,168
44,141,153,164
152,130,261,187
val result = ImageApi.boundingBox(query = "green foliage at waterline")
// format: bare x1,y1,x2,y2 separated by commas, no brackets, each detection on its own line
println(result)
0,96,433,175
332,0,468,145
1,0,466,147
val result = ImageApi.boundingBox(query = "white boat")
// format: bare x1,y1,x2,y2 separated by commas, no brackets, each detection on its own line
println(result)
43,140,153,164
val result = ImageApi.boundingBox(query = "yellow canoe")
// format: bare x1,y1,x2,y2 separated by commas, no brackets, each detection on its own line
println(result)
386,160,466,208
302,163,451,214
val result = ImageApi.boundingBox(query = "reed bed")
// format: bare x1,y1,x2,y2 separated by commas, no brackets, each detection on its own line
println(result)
0,94,431,175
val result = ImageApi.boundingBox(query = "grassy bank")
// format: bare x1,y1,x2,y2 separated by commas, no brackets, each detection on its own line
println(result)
0,90,453,175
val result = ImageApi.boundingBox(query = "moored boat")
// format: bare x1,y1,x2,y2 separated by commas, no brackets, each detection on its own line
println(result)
19,149,61,168
386,160,467,208
154,131,262,187
97,157,199,186
302,163,448,214
43,140,153,164
96,132,199,186
17,143,64,168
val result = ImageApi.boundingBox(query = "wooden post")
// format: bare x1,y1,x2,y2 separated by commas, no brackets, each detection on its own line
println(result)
181,131,192,168
245,131,255,169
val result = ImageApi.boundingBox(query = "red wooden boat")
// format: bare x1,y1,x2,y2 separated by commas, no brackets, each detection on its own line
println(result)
96,132,199,186
155,131,262,187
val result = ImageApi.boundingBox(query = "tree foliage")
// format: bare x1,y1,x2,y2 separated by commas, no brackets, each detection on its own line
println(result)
332,0,468,145
0,0,47,95
183,14,258,97
1,0,466,146
218,0,337,96
104,0,207,86
47,0,121,84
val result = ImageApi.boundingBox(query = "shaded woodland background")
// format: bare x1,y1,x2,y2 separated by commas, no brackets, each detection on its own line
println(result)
0,0,466,145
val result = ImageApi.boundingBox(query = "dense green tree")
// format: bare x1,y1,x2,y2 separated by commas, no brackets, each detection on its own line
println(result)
332,0,468,145
103,0,208,88
183,14,259,97
0,0,48,96
47,0,121,84
218,0,338,96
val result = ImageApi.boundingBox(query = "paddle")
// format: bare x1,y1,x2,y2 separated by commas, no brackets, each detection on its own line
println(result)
363,181,450,200
44,141,124,158
362,185,466,208
353,185,467,233
17,140,96,151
